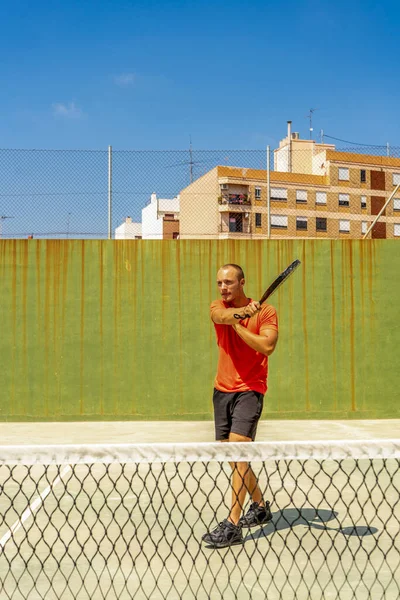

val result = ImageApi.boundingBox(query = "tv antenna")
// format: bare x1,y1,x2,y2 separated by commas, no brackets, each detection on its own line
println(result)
0,215,15,237
187,136,194,183
165,136,207,184
306,108,318,139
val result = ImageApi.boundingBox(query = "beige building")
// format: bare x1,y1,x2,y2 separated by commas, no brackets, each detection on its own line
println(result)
179,125,400,240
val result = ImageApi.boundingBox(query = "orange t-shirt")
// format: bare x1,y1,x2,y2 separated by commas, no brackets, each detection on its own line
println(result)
210,299,278,395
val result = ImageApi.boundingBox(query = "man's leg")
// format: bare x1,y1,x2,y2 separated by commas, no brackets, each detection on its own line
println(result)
227,432,265,525
202,390,268,547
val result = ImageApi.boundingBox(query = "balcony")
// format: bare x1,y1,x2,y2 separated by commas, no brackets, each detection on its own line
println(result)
218,211,252,236
218,193,251,211
218,224,252,236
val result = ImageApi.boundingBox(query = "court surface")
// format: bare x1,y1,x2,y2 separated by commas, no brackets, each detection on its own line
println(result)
0,420,399,600
1,418,398,445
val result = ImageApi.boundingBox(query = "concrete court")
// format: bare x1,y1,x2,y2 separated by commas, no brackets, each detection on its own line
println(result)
0,418,399,445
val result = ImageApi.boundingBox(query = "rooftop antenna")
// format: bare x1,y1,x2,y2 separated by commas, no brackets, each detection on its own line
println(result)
307,108,317,139
165,136,206,184
0,215,15,237
189,135,194,183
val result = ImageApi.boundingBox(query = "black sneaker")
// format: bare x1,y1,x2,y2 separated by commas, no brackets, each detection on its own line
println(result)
202,519,243,548
239,501,272,528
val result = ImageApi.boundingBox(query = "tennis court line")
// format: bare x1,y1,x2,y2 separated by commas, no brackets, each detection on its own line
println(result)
0,465,71,550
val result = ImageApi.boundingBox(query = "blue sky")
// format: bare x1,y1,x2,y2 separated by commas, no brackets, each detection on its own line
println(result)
1,0,400,151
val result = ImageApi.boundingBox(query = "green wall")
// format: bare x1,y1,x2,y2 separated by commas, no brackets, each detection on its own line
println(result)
0,239,398,421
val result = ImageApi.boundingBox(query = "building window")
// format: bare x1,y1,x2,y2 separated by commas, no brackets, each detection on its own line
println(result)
296,216,307,230
255,213,262,227
339,219,350,233
296,190,307,203
339,193,350,207
316,217,327,232
394,199,400,211
316,192,327,205
360,170,366,183
270,214,288,229
394,224,400,237
173,232,179,239
361,196,367,209
361,222,367,234
255,187,261,199
393,173,400,186
339,168,350,181
270,188,287,200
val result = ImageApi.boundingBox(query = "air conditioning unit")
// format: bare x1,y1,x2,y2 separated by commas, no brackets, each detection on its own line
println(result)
221,184,228,190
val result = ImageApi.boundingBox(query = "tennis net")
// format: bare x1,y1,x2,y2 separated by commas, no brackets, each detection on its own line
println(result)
0,439,400,599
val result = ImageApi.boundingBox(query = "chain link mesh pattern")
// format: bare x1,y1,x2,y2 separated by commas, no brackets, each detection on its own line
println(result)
1,441,399,599
0,149,108,238
1,145,400,240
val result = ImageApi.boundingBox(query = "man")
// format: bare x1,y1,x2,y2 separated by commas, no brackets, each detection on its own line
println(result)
202,263,279,549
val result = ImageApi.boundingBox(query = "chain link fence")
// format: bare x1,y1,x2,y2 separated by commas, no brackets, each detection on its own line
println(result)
1,142,400,240
1,440,400,599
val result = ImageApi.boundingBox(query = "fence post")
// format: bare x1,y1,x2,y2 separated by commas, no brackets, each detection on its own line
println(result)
267,145,271,239
108,145,113,239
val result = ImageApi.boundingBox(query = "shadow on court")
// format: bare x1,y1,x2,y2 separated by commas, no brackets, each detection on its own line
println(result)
204,507,378,549
245,507,378,543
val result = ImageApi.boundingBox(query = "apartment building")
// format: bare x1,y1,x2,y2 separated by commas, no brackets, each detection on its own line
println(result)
179,124,400,239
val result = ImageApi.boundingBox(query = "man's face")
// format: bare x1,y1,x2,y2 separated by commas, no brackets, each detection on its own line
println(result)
216,267,244,303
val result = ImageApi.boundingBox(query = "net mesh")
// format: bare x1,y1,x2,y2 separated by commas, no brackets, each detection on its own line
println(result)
1,440,400,600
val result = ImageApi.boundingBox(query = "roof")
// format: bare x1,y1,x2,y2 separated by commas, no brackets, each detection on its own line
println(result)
217,166,327,186
325,150,400,168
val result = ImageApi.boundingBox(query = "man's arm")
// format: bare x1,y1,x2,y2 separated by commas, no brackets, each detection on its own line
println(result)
210,302,260,325
232,323,278,356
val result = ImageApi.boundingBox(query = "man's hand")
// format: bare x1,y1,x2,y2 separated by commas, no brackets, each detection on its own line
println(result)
211,301,260,325
234,301,261,320
245,301,261,317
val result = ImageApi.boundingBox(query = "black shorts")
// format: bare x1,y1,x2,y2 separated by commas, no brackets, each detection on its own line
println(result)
212,388,264,441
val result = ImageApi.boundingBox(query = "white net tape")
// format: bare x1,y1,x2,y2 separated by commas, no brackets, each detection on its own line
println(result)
1,439,400,465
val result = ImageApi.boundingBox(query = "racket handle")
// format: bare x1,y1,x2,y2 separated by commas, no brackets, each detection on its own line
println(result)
234,313,251,320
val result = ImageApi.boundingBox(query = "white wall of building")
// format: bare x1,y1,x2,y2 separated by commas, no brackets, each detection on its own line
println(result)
312,150,328,175
115,217,142,239
274,144,289,172
142,193,163,239
142,193,179,239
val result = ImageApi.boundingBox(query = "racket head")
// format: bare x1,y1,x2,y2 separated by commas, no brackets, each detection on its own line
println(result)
259,259,301,305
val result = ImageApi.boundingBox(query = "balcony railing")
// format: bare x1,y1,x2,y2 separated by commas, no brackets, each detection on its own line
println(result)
218,224,252,235
218,194,251,206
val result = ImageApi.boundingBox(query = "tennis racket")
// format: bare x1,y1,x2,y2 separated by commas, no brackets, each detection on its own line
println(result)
234,259,301,319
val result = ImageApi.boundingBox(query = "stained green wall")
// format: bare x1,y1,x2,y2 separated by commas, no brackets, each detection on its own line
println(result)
0,239,398,421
